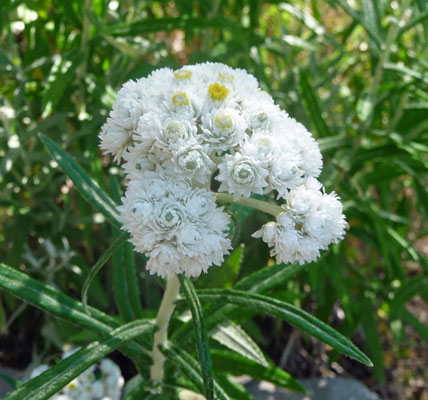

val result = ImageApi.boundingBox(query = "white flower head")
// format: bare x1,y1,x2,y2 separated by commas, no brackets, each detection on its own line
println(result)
99,119,134,162
201,107,246,152
152,198,187,233
268,152,305,198
122,142,156,180
185,189,216,221
217,153,268,199
119,179,232,277
254,179,346,265
101,62,345,276
171,139,215,184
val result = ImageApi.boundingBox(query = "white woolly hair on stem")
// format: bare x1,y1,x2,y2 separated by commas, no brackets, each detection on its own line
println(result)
150,274,181,383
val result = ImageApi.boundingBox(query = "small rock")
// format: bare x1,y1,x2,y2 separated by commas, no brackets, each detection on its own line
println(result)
246,377,380,400
0,368,23,398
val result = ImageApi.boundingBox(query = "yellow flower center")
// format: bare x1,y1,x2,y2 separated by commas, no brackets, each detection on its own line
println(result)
218,72,235,82
215,114,233,130
171,91,189,106
208,83,229,101
174,69,192,79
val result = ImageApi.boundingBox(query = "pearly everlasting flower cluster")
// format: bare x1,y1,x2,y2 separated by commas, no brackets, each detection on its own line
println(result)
29,352,124,400
100,62,346,275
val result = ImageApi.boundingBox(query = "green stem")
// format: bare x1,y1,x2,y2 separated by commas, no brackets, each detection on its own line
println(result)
214,192,283,217
150,274,181,384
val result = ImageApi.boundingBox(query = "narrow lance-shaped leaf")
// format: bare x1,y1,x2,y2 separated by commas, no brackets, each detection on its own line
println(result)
162,343,231,400
401,307,428,344
389,276,428,315
360,298,385,382
4,320,155,400
211,350,305,393
213,374,255,400
110,174,144,321
326,0,382,49
212,319,268,367
179,276,214,400
81,231,129,315
298,70,330,137
196,289,373,366
172,263,306,344
38,133,120,227
0,264,151,361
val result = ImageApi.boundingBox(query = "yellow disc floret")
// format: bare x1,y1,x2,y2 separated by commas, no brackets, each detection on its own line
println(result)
171,91,189,106
208,83,229,101
218,72,235,82
215,114,233,130
174,69,192,79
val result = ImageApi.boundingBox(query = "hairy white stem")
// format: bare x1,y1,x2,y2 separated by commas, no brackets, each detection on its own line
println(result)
214,192,283,217
150,274,180,383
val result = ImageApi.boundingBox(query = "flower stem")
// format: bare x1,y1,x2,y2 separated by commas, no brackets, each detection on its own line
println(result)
150,274,180,383
214,192,283,217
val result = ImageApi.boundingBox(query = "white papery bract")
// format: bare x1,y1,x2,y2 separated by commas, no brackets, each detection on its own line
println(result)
253,178,346,264
27,354,124,400
118,172,231,277
100,62,345,273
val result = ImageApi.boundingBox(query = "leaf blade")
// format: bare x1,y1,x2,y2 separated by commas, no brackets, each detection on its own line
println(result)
212,320,268,367
4,320,155,400
81,231,129,314
38,133,120,228
211,350,304,393
179,277,214,400
196,289,373,366
162,344,230,400
0,263,151,361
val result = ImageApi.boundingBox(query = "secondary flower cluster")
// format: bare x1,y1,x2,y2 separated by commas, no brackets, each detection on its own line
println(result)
118,172,231,277
29,352,124,400
100,62,346,275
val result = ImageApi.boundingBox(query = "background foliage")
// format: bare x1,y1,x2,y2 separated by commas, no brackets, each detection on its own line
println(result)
1,0,428,398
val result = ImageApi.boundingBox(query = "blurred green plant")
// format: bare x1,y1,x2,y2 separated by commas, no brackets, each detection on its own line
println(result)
1,0,428,397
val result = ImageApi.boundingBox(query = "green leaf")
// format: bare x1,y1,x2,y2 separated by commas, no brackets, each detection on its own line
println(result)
401,307,428,344
235,263,306,293
0,373,19,390
196,289,373,366
361,0,384,42
197,244,244,289
38,134,120,228
41,54,78,118
361,298,385,382
281,35,318,51
327,0,382,48
179,277,213,400
398,10,428,37
356,91,374,122
211,350,304,393
390,276,428,315
383,63,428,84
110,175,144,321
81,231,129,314
4,320,155,400
212,320,268,367
298,70,330,137
173,263,306,345
279,3,336,45
105,16,256,40
214,374,255,400
0,264,151,361
162,344,230,400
